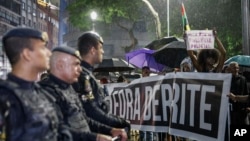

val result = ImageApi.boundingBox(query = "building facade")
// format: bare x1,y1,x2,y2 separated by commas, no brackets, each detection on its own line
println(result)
0,0,59,78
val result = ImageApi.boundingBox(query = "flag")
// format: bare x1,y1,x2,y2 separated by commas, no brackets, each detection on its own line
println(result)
181,2,190,31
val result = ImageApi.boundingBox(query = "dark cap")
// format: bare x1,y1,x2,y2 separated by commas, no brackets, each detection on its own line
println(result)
2,28,48,45
52,46,81,60
78,31,103,44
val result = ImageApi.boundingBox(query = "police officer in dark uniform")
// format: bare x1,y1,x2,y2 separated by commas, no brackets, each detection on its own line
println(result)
72,31,131,134
39,46,127,141
0,27,65,141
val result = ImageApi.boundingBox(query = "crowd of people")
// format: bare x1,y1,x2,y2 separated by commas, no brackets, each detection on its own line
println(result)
0,27,249,141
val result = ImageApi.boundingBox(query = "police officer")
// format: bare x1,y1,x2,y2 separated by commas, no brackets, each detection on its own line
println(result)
72,31,130,133
39,46,127,141
0,27,65,141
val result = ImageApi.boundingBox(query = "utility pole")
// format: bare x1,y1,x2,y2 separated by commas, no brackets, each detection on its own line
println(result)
167,0,169,37
242,0,250,55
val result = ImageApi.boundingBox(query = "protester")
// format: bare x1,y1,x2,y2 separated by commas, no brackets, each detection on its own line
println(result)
228,92,250,121
185,29,227,140
228,61,250,125
141,66,151,77
0,27,66,141
39,46,127,141
180,57,194,72
100,77,109,84
140,66,155,141
117,75,128,83
72,31,131,136
186,30,226,72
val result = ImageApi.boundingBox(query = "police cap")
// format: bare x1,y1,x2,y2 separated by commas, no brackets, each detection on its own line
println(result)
78,31,103,44
2,27,48,46
52,46,81,60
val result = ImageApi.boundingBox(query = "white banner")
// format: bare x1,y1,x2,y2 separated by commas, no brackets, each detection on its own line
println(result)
186,30,215,50
104,72,232,141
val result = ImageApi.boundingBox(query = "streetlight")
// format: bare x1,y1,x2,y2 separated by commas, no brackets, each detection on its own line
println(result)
90,11,97,31
167,0,169,37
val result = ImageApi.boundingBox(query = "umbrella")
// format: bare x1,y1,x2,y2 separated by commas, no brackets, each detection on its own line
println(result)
93,58,135,72
125,48,165,72
145,36,180,50
153,40,188,68
224,55,250,67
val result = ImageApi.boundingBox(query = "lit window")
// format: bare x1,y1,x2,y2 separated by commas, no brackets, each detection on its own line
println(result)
22,2,25,10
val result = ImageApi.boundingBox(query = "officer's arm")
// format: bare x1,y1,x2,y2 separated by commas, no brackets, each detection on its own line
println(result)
59,123,99,141
86,114,113,135
45,91,98,141
86,117,127,141
83,101,130,129
74,72,130,130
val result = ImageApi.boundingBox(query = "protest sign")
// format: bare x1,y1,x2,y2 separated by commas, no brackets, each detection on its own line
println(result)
105,72,231,141
186,30,214,50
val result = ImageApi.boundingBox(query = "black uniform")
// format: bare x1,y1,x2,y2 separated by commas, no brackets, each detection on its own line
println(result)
0,74,59,141
0,99,10,141
39,74,114,141
72,61,130,130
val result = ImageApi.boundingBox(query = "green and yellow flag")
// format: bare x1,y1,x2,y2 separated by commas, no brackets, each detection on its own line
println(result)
181,2,190,31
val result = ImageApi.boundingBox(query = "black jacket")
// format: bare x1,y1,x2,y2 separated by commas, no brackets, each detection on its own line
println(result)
0,74,59,141
39,74,113,141
72,61,130,129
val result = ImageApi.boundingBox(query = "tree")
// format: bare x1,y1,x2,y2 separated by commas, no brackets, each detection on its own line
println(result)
67,0,242,57
67,0,150,52
142,0,161,39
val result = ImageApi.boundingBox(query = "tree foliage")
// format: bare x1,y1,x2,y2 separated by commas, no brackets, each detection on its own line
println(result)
165,0,242,57
67,0,243,57
186,0,242,57
67,0,146,29
67,0,148,52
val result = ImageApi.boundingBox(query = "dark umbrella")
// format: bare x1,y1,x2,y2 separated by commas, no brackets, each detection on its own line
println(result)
224,55,250,67
93,58,135,72
145,36,180,50
153,40,188,68
125,48,165,72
